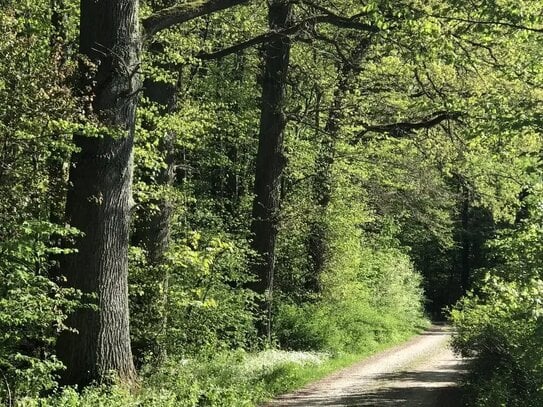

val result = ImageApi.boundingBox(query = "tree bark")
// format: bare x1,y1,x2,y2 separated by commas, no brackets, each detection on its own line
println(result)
142,0,250,37
48,0,71,224
54,0,254,386
131,71,178,362
459,186,471,292
134,77,177,264
307,38,370,291
249,0,292,341
57,0,140,386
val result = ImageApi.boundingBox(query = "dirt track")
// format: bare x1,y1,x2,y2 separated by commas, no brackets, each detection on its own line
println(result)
264,325,465,406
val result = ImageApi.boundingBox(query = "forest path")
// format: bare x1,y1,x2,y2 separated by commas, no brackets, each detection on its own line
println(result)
263,325,465,407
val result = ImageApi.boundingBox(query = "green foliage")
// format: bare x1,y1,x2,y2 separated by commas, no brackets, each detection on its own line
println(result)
0,1,76,224
451,277,543,406
275,242,426,354
451,207,543,406
0,1,81,402
0,221,81,401
130,234,255,361
276,164,426,353
26,349,330,406
160,235,255,354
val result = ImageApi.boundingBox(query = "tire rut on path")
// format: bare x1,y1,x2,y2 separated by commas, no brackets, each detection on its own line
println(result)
263,325,465,407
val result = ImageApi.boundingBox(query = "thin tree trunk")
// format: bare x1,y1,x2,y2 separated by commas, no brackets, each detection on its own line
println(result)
249,0,292,341
134,77,177,264
132,74,178,361
133,2,178,268
50,0,67,62
48,0,70,224
57,0,140,386
307,38,371,290
459,186,471,292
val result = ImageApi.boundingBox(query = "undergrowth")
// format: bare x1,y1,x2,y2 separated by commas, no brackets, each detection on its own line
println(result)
18,328,423,407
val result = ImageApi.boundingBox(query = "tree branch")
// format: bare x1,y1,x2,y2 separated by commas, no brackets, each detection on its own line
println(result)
198,13,377,60
429,14,543,33
198,20,304,60
301,0,370,24
143,0,251,38
355,111,462,142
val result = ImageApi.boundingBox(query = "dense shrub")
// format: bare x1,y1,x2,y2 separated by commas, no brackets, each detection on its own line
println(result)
130,234,255,362
451,213,543,406
0,222,81,401
22,349,329,406
275,245,426,355
275,185,426,353
451,276,543,407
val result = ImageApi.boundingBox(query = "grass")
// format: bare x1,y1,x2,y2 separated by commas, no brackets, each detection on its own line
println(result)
255,323,429,405
20,323,429,406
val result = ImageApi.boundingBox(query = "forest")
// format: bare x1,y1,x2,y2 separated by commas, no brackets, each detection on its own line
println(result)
0,0,542,405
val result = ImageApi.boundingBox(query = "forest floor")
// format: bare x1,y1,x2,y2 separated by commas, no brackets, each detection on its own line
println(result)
263,325,465,406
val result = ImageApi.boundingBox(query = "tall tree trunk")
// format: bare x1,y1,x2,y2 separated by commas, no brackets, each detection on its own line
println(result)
459,186,471,292
50,0,67,61
48,0,68,256
57,0,140,386
307,38,371,291
133,2,178,267
131,73,178,361
249,0,292,341
134,76,177,264
48,0,70,224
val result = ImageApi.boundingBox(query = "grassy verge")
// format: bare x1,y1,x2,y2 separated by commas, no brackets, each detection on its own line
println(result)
20,324,428,406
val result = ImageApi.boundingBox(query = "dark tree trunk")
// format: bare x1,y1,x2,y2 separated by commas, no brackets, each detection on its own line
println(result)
134,1,178,268
249,0,292,340
134,146,175,265
134,77,177,264
307,38,371,291
459,187,471,292
50,0,67,56
131,74,178,362
57,0,140,386
450,175,473,296
48,0,69,225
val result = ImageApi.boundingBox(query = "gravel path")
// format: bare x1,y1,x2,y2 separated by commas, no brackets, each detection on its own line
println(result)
263,325,465,407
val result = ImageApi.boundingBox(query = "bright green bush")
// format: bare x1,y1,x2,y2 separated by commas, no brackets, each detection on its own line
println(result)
276,206,426,354
451,276,543,407
275,161,426,354
130,233,255,363
451,212,543,406
275,250,426,355
0,222,81,402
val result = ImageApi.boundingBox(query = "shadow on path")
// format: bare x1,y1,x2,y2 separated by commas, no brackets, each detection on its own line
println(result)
265,326,465,407
274,367,464,406
277,386,462,406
